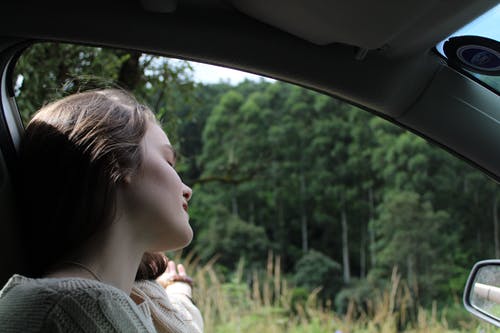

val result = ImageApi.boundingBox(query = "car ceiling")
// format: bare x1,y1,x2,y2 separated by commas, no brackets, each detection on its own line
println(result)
230,0,494,56
0,0,498,178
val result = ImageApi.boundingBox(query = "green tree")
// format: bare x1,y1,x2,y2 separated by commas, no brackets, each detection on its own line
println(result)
371,190,459,304
293,249,342,301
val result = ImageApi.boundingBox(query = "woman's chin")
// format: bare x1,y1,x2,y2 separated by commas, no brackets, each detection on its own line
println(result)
179,227,194,248
154,226,193,252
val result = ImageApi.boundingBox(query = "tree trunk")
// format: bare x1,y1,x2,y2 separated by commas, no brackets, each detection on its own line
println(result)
278,197,286,267
300,172,308,253
368,187,376,268
407,254,415,289
342,209,350,283
231,185,238,216
360,226,366,279
301,215,308,253
249,200,255,224
477,231,482,255
494,192,499,257
118,51,142,91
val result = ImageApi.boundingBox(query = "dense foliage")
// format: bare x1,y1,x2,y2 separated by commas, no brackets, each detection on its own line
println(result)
14,43,499,323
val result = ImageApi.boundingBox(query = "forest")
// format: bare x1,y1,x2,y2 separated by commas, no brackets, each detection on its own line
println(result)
13,43,500,332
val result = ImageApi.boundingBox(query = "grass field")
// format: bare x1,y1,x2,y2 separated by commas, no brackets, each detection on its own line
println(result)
173,252,496,333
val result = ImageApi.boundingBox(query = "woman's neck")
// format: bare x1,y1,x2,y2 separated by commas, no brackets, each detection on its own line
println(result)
45,215,147,295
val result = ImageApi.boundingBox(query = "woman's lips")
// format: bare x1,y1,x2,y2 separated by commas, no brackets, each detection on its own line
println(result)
182,203,188,212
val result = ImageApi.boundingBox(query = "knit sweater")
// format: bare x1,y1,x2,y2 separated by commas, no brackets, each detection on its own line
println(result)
0,274,203,333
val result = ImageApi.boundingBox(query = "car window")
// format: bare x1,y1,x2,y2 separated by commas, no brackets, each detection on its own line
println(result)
13,42,499,332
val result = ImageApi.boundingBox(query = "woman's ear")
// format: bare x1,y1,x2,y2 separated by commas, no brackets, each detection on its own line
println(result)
123,174,133,185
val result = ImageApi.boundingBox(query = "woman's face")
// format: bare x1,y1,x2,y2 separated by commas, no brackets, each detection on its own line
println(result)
121,122,193,251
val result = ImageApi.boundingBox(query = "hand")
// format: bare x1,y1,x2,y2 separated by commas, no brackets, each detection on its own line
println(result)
156,259,193,288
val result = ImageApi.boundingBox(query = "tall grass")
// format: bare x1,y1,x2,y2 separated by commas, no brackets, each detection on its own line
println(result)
172,251,495,333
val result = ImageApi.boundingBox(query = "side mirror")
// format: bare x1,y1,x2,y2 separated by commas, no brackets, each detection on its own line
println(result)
464,260,500,327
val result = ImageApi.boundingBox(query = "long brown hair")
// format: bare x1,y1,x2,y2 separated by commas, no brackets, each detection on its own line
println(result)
17,89,166,280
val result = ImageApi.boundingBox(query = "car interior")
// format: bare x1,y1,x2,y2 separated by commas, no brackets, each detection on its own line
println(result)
0,0,498,321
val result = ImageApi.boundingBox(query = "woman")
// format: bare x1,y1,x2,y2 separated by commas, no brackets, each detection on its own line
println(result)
0,89,203,332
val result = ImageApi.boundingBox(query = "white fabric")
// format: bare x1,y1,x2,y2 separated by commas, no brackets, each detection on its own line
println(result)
0,274,203,333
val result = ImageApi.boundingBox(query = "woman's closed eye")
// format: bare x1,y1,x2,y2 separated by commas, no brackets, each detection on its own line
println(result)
162,152,176,168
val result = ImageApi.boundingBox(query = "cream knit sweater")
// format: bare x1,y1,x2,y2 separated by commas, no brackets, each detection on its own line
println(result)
0,274,203,332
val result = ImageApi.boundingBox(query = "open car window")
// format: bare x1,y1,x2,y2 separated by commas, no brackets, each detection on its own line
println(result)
12,42,500,331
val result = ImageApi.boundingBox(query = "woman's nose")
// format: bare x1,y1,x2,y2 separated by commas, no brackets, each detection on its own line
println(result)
183,185,193,201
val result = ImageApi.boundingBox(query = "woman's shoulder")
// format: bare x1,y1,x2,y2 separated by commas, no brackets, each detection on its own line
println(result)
0,274,64,316
1,274,127,301
0,274,156,332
